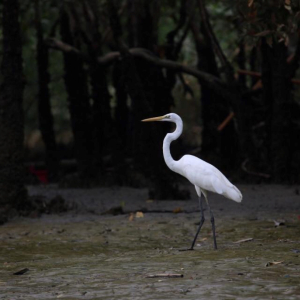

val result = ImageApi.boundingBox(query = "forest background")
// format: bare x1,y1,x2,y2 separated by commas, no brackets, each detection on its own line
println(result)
1,0,300,219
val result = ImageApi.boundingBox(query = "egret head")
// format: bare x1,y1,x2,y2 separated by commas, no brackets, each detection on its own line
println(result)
141,113,179,123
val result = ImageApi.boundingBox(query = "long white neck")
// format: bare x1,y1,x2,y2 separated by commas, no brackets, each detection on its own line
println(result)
163,117,183,171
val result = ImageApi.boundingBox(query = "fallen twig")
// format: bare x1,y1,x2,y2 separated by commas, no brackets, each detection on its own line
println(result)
233,238,254,244
146,274,183,278
265,261,284,267
13,268,29,275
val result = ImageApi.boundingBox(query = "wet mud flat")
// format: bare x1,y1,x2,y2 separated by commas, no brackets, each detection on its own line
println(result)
0,185,300,299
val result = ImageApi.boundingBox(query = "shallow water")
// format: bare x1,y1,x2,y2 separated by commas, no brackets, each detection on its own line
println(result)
0,211,299,299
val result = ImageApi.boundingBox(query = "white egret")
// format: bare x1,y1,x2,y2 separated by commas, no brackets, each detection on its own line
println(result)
142,113,242,250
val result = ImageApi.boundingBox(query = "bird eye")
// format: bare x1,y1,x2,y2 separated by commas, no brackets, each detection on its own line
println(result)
166,115,170,119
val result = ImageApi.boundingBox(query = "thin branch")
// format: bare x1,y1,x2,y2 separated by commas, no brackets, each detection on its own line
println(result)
238,69,261,78
190,16,219,78
190,21,204,57
49,17,60,37
289,29,300,78
166,0,188,44
217,111,235,131
97,51,120,65
174,21,191,58
129,48,227,93
46,38,230,99
47,38,83,56
178,73,194,97
197,0,234,81
166,0,196,61
102,1,127,43
242,158,271,179
238,69,300,85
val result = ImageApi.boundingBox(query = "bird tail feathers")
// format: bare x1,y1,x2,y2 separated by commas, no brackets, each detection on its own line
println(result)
227,185,243,203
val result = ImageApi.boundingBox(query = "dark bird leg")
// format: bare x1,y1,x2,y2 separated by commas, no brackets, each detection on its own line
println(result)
207,202,218,250
179,195,205,251
189,195,205,250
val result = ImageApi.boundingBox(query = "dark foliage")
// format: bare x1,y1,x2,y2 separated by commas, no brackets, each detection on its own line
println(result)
1,0,300,220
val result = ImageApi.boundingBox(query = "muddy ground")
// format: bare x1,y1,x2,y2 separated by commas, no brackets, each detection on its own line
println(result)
0,184,300,299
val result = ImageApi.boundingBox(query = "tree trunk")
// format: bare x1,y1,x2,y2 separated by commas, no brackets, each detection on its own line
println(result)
126,1,188,199
270,43,292,181
250,46,258,87
261,40,292,181
237,40,246,88
192,21,238,169
89,63,111,173
0,0,27,222
83,0,112,176
60,9,93,180
35,0,59,181
113,61,129,149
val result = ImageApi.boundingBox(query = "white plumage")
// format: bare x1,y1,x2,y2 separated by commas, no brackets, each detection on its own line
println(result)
176,154,242,202
142,112,242,250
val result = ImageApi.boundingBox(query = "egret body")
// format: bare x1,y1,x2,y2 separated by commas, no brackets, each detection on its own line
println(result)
142,113,242,250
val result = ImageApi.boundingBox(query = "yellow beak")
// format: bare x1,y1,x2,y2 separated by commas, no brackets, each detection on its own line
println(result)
141,115,165,122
